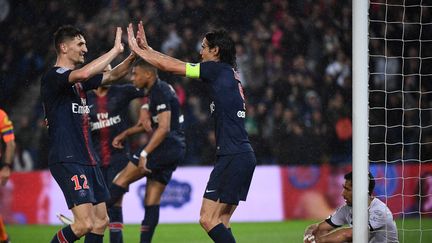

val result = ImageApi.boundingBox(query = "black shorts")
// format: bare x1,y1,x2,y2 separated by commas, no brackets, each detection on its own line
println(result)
50,163,110,209
204,151,256,205
100,159,128,188
131,143,185,185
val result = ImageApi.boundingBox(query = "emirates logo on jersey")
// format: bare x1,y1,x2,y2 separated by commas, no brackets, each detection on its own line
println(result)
91,113,121,131
72,103,91,114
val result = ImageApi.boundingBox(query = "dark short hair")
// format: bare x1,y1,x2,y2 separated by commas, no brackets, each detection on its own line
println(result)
205,29,237,69
54,25,84,53
134,59,157,74
344,171,376,196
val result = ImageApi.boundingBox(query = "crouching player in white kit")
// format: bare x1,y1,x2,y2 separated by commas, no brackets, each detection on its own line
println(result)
303,171,399,243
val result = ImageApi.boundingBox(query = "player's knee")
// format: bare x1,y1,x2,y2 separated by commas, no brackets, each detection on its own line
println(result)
95,215,110,231
220,214,230,225
73,219,94,236
199,214,214,231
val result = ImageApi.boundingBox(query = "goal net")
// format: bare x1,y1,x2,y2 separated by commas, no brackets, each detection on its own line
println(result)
368,0,432,242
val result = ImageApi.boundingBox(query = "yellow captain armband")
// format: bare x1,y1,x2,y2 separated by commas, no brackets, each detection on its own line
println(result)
185,63,200,78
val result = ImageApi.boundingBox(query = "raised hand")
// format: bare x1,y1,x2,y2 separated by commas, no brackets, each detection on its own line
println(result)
136,21,150,49
127,23,140,53
114,27,124,54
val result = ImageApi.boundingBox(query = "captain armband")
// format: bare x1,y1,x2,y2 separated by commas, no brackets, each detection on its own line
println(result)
185,63,200,78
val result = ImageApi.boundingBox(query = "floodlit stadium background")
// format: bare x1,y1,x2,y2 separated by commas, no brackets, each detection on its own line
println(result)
1,0,432,236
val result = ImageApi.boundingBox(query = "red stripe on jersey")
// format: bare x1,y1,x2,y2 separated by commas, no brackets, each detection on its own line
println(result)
57,229,69,243
97,95,111,167
76,83,97,165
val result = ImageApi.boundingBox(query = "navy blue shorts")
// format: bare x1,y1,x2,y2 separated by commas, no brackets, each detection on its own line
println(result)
100,159,128,188
50,163,110,209
204,151,256,205
131,143,185,185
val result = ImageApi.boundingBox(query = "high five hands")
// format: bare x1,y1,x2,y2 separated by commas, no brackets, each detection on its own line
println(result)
127,21,152,54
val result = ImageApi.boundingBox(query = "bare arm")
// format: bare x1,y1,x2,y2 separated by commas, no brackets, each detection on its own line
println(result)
112,108,152,148
0,140,15,186
314,227,352,243
4,140,15,166
127,23,186,76
101,52,136,85
137,110,171,173
142,110,170,154
304,220,336,243
69,27,124,83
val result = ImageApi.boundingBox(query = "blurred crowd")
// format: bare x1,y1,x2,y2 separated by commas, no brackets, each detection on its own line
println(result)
0,0,431,170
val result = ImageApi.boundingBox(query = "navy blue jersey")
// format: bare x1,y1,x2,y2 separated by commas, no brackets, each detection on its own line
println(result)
195,61,253,155
41,67,102,166
148,79,185,146
87,84,144,167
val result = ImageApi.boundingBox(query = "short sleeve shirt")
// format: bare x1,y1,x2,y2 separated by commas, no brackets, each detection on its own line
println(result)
147,79,185,146
187,61,253,155
325,198,399,242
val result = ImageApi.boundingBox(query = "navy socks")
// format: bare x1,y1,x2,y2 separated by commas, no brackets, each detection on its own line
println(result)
84,232,103,243
208,223,236,243
108,206,124,243
50,225,79,243
140,205,160,243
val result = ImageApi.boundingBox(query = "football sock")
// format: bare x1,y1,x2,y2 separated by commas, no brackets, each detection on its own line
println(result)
84,232,103,243
107,184,127,208
0,216,8,241
140,205,160,243
108,206,124,243
208,223,236,243
50,225,79,243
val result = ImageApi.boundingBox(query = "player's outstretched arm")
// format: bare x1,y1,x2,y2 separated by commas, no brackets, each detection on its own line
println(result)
127,23,187,76
69,27,124,83
304,220,337,243
101,52,136,85
313,227,353,243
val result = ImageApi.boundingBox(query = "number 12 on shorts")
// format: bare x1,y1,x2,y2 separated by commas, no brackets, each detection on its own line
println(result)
71,174,90,190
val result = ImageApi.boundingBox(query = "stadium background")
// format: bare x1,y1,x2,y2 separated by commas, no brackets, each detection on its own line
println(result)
0,0,431,242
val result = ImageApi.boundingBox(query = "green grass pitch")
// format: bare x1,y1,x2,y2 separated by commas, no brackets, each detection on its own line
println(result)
7,219,432,242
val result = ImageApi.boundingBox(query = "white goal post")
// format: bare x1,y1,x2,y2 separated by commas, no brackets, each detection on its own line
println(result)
352,0,370,242
355,1,432,243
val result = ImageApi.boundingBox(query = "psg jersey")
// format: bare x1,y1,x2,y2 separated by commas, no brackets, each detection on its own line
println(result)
87,84,144,167
41,67,102,166
147,79,185,146
197,61,253,155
